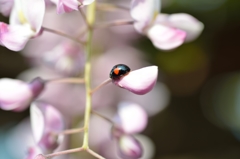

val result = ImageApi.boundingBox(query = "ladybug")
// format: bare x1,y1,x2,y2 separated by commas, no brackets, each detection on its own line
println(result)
110,64,131,80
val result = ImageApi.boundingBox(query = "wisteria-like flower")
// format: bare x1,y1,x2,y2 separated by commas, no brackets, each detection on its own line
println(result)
112,66,158,95
50,0,95,14
0,0,45,51
131,0,204,50
30,102,64,153
0,77,45,111
111,102,147,159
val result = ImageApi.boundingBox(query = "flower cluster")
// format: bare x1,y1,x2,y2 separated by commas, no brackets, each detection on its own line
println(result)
0,0,203,159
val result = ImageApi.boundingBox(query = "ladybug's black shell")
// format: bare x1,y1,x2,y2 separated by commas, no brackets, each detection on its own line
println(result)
110,64,131,80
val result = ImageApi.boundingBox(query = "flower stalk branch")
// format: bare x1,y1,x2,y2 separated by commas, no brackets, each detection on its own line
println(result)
45,147,84,158
47,78,85,84
91,110,115,125
90,78,112,94
94,19,135,29
42,26,84,44
53,127,85,136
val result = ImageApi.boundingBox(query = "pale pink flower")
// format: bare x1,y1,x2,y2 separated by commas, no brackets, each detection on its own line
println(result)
113,66,158,95
0,0,14,16
30,102,65,152
51,0,95,14
0,77,45,111
0,0,45,51
117,135,143,159
130,0,204,50
131,0,160,33
115,102,148,134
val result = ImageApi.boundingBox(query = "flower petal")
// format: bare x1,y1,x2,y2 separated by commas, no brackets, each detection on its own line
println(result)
0,0,14,16
167,13,204,42
80,0,94,6
131,0,160,33
147,24,186,50
117,135,143,159
0,22,33,51
10,0,45,33
0,78,33,111
24,0,45,32
30,102,64,152
117,102,148,134
113,66,158,95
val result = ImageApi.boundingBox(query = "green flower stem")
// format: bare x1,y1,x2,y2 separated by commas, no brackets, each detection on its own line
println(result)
82,1,96,150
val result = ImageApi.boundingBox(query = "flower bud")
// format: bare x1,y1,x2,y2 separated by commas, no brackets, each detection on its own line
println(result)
113,66,158,95
30,102,64,152
117,135,143,159
0,78,45,111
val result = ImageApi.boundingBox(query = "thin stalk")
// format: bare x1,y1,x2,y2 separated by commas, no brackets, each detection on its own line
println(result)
45,147,84,158
94,20,135,29
91,110,114,125
87,149,106,159
53,127,84,136
42,26,84,44
78,7,91,29
82,1,96,149
47,78,85,84
90,78,112,94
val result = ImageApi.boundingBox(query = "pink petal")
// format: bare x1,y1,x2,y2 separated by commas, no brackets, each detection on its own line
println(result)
59,0,79,13
167,13,204,42
0,22,33,51
52,0,94,14
0,0,14,16
147,24,186,50
117,102,148,134
117,135,143,159
30,102,64,152
113,66,158,95
131,0,160,33
0,78,33,111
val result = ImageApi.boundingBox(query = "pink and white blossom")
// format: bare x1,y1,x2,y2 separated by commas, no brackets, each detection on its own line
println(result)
51,0,95,14
113,66,158,95
130,0,204,50
30,102,64,152
0,0,45,51
0,77,45,111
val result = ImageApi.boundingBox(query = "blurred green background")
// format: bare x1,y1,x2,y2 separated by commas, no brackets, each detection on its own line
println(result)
1,0,240,158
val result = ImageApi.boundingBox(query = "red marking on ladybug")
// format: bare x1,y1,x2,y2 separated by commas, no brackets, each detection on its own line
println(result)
114,68,120,75
110,64,131,80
